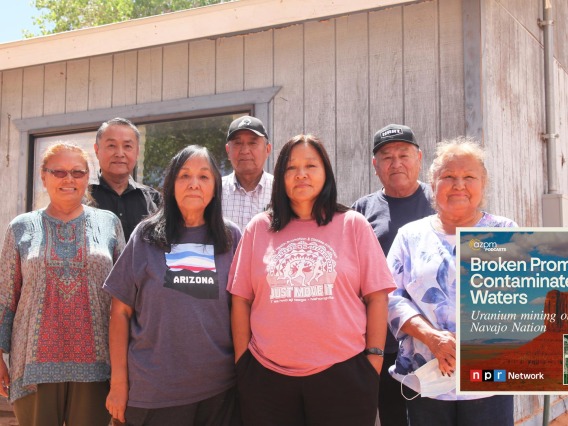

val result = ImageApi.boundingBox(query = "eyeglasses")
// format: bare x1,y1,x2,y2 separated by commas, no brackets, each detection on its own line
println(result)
43,168,89,179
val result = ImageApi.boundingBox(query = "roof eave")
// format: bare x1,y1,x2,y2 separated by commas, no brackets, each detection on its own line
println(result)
0,0,409,71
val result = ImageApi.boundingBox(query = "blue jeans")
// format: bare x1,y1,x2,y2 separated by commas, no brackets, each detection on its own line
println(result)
406,395,514,426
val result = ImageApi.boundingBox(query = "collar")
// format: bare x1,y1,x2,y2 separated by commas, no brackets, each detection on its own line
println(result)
230,171,269,192
96,171,142,194
381,180,425,199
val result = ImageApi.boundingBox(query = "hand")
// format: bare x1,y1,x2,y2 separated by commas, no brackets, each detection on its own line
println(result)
0,357,10,398
234,347,248,364
366,354,383,376
425,330,456,376
106,382,128,423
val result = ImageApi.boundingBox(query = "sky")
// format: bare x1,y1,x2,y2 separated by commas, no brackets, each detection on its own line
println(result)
0,1,39,44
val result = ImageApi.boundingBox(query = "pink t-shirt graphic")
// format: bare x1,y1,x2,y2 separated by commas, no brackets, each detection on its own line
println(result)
267,238,337,302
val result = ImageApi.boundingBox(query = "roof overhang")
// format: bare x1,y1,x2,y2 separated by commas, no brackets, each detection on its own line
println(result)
0,0,413,71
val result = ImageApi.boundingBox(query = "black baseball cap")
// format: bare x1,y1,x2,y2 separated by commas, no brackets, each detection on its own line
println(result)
227,116,269,142
373,124,418,154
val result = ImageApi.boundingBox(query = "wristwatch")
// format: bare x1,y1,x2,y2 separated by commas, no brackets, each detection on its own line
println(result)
364,347,384,357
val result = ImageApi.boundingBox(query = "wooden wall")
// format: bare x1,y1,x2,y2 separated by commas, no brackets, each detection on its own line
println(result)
481,0,568,227
481,0,545,227
0,0,466,233
1,1,566,229
553,0,568,199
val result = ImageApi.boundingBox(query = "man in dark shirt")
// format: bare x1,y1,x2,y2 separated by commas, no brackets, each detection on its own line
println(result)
352,124,434,426
90,118,161,241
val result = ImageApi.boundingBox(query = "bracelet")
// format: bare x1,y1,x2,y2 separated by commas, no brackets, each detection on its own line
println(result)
364,347,384,357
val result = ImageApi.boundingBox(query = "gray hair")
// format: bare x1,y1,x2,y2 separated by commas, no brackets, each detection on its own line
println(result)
429,136,487,183
429,136,488,209
96,117,140,145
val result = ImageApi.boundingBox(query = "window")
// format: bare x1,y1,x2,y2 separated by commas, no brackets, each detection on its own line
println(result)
14,85,280,213
31,112,246,210
139,113,241,189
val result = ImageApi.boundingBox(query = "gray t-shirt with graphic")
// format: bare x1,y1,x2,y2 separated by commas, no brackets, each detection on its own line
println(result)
103,222,241,409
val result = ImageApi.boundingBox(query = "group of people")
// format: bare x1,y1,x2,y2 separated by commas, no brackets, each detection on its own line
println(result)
0,113,516,426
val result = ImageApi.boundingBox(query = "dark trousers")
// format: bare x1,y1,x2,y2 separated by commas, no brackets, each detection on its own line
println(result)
124,387,240,426
406,395,514,426
13,381,110,426
378,351,407,426
236,350,379,426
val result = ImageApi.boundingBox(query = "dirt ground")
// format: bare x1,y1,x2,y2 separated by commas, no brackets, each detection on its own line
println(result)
0,399,16,426
0,397,566,426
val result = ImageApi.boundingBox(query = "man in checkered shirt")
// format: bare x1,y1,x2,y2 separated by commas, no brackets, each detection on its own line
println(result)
222,116,273,230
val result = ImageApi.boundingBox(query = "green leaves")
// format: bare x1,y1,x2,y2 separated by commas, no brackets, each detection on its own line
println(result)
25,0,226,37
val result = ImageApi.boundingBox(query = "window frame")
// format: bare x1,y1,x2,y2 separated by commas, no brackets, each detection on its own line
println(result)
13,86,281,213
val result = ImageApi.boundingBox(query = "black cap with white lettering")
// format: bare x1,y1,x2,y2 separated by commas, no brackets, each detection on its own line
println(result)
226,116,269,142
372,124,418,154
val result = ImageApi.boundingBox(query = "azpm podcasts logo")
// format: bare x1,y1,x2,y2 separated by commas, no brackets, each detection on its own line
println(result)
468,239,506,252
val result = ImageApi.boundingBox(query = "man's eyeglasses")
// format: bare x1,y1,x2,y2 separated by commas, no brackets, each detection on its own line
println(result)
43,168,89,179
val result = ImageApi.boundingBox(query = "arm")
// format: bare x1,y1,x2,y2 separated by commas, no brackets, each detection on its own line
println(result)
106,297,133,423
0,351,9,397
400,314,456,375
0,225,23,396
386,232,423,340
231,295,252,363
364,289,390,375
113,218,126,261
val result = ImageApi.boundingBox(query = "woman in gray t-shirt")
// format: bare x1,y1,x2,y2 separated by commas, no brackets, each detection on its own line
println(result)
104,145,241,426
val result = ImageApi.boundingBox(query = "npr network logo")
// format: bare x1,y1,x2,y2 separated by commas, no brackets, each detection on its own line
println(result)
470,369,507,382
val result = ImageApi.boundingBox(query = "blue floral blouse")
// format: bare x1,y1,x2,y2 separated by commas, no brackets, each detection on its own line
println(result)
387,212,517,400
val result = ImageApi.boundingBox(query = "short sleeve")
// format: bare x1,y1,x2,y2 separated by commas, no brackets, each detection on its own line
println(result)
103,229,138,307
351,212,395,296
227,220,258,301
387,229,422,338
0,225,21,352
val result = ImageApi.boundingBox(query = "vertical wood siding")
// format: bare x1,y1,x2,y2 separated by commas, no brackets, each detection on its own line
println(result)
188,39,216,97
481,0,551,227
65,59,89,112
273,24,304,154
2,0,565,232
368,7,404,192
163,43,189,101
216,35,244,94
112,51,138,107
244,30,273,90
303,20,336,155
335,13,369,203
0,69,23,224
0,0,465,230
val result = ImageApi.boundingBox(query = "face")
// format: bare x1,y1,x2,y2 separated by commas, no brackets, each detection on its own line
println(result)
174,155,216,220
432,155,486,217
225,130,271,179
373,142,422,197
284,143,326,211
94,124,139,180
41,151,89,207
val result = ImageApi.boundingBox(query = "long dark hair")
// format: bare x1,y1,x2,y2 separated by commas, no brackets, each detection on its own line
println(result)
269,134,349,231
140,145,231,253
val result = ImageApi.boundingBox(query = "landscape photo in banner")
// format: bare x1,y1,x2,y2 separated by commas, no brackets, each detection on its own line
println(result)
457,228,568,394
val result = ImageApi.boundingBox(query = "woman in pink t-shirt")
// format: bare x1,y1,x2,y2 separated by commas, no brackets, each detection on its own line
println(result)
228,134,395,426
